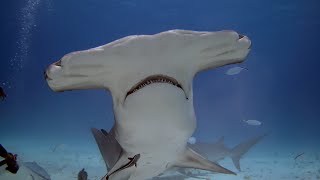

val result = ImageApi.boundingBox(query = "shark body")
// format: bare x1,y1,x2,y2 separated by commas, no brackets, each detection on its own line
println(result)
188,134,267,171
45,30,251,179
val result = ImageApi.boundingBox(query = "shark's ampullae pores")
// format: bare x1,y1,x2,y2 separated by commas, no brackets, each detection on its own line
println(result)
45,30,251,180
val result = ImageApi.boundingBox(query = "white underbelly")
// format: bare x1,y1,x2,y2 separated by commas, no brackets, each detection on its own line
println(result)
115,83,196,154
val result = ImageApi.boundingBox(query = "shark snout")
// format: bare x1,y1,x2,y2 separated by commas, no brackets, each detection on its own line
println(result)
44,65,53,81
46,64,63,80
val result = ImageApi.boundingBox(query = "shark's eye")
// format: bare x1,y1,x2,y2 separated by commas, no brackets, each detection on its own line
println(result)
54,60,62,67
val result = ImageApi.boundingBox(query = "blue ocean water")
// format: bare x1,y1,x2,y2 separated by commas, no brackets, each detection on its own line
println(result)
0,0,320,179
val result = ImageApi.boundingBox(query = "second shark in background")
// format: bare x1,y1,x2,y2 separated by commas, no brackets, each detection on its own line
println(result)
188,133,267,171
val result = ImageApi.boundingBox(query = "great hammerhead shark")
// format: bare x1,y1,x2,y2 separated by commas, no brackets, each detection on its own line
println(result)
45,30,251,179
92,129,266,179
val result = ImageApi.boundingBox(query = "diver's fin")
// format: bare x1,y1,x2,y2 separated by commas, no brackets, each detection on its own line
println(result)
230,133,268,171
0,144,8,158
171,147,236,175
91,128,123,171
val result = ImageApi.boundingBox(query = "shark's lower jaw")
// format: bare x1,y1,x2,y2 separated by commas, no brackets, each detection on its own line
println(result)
125,75,184,99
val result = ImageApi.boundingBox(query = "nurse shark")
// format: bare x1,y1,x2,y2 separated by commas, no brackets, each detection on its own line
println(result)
45,30,251,179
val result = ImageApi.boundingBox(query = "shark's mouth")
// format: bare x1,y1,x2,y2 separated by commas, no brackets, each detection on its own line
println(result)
126,75,184,99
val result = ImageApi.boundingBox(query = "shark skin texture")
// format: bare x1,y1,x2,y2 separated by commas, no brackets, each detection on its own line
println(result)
45,30,251,180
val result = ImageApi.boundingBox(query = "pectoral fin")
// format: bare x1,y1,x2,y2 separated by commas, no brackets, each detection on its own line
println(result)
91,128,123,171
171,147,236,175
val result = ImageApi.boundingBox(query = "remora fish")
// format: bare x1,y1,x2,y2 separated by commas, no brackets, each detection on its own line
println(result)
102,154,140,180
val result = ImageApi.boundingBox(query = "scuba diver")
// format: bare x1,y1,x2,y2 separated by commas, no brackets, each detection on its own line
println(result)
0,144,19,174
0,87,7,101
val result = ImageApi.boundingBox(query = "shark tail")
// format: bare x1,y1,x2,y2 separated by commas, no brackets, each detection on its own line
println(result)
230,133,267,171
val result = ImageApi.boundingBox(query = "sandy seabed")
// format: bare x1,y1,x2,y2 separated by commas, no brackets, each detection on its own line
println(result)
1,138,320,180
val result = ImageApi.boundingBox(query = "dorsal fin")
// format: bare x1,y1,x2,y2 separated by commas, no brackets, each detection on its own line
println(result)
171,147,236,175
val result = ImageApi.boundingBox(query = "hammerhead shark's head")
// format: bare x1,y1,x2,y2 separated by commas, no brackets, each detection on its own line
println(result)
45,30,251,180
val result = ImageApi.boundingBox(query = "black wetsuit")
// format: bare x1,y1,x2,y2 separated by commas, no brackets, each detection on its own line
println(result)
0,144,19,174
0,87,6,101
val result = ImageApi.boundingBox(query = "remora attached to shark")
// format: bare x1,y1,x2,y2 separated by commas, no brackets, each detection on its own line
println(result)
45,30,251,180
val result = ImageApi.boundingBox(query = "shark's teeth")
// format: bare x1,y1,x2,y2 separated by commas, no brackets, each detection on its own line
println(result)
126,75,183,98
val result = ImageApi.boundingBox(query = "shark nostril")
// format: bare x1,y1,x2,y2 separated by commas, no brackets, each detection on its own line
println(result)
238,34,244,39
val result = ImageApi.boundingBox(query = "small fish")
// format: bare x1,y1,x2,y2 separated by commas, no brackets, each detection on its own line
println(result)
78,168,88,180
294,152,305,160
0,87,7,101
243,119,262,126
225,66,248,75
102,154,140,180
51,144,65,152
188,137,196,144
